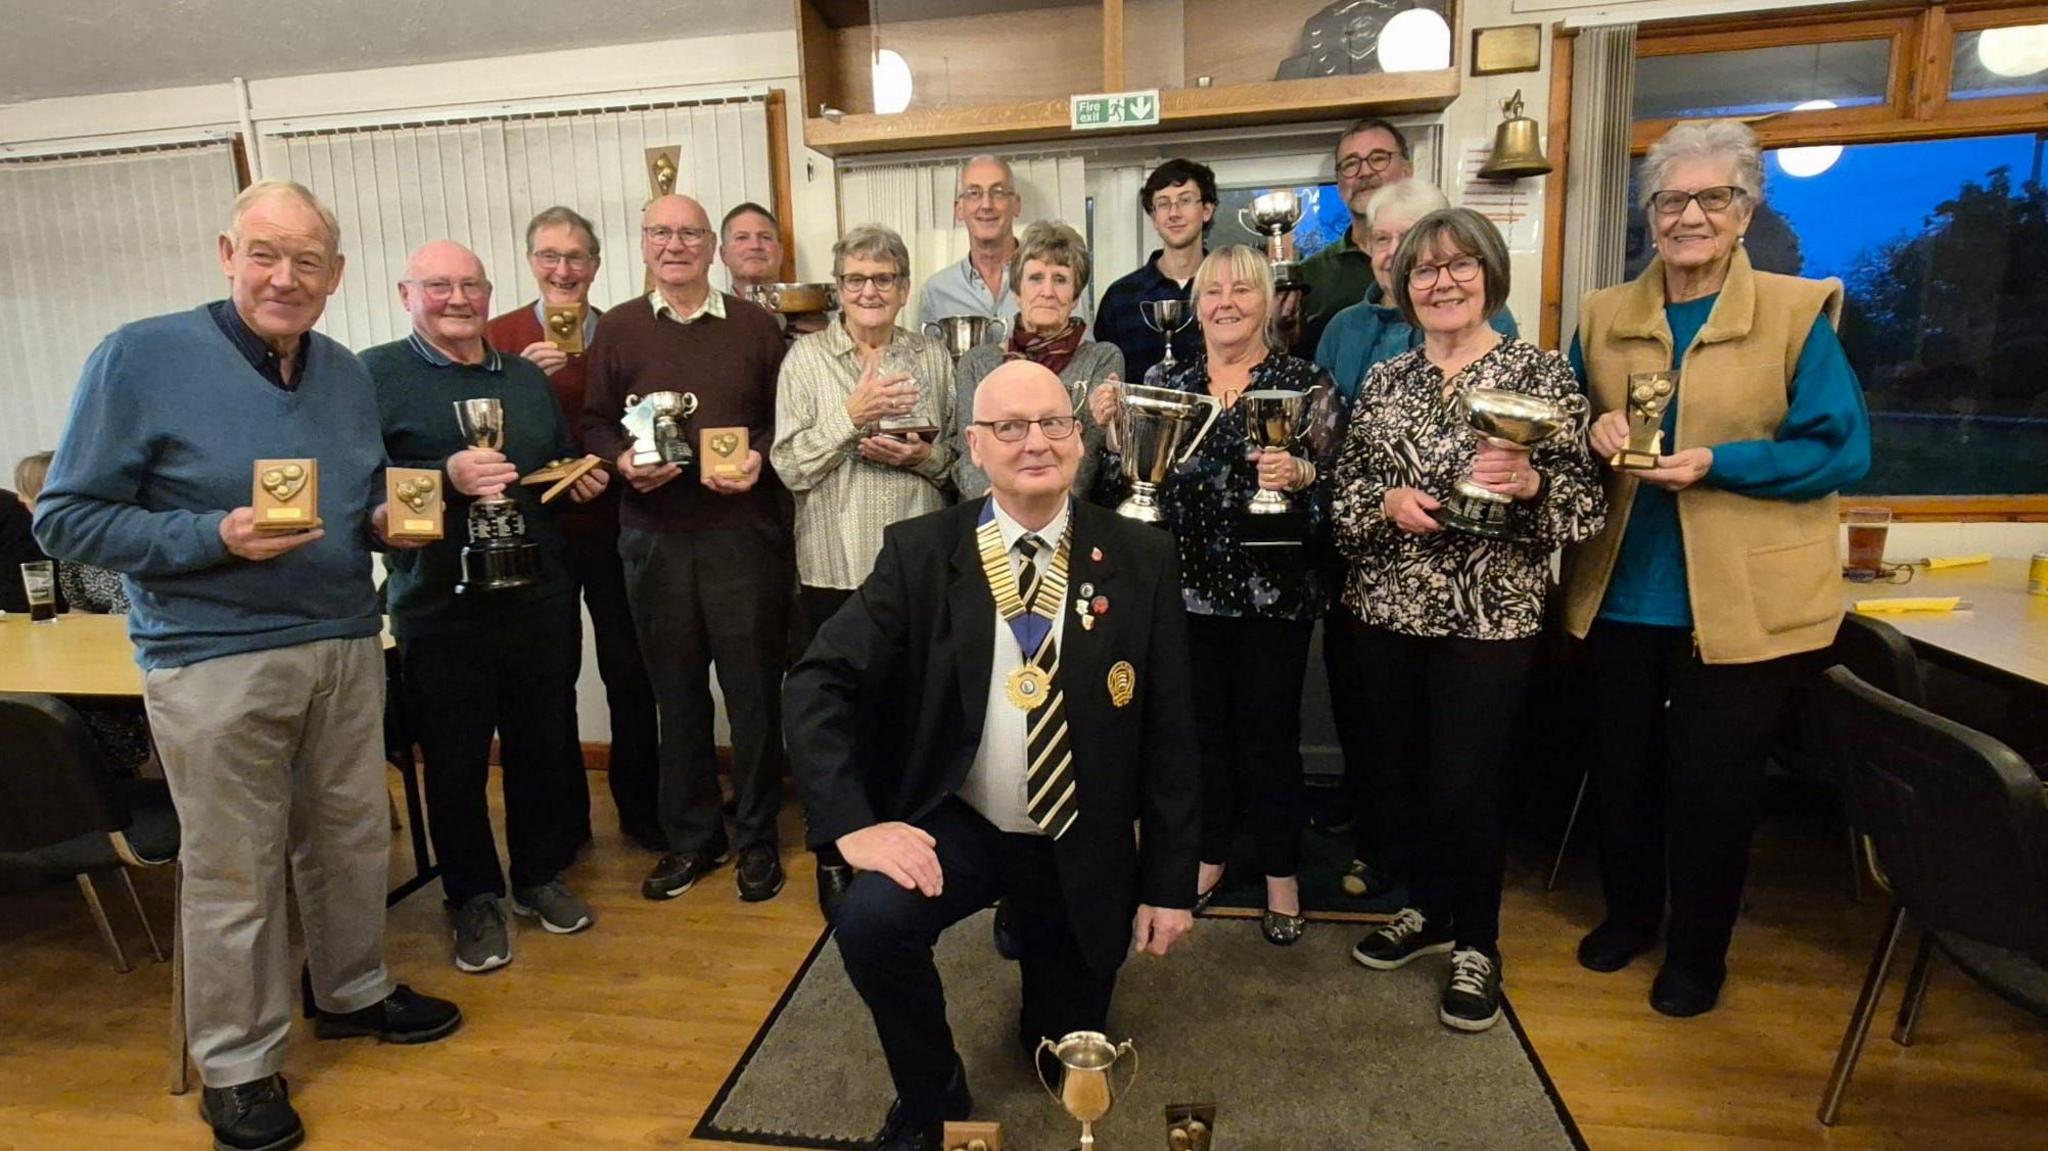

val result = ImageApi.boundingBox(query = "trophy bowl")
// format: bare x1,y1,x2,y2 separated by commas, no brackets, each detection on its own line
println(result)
1036,1031,1137,1151
743,281,836,315
1439,388,1588,540
923,315,1007,363
1240,389,1311,516
1111,383,1223,523
1139,298,1195,386
623,390,701,467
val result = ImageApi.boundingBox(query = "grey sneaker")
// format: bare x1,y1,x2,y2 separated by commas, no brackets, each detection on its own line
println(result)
510,880,594,935
451,894,511,974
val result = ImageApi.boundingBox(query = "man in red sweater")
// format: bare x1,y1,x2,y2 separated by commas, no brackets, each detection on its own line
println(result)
487,206,663,853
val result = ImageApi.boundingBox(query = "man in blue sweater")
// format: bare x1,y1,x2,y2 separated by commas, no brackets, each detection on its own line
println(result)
34,181,460,1151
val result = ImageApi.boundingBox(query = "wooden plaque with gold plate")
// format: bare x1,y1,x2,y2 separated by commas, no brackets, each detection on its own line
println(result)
543,303,586,354
700,426,750,481
520,454,604,504
385,467,444,541
252,458,321,534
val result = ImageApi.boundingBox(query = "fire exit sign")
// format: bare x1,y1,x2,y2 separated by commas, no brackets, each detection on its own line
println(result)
1071,89,1161,131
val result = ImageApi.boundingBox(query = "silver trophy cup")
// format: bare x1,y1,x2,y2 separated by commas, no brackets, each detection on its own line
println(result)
1139,297,1194,388
622,390,700,467
1237,189,1305,287
451,397,542,594
922,315,1008,363
1240,389,1312,516
1109,383,1223,523
1439,388,1588,540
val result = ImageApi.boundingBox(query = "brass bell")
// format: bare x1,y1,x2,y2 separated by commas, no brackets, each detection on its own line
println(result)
1477,90,1552,180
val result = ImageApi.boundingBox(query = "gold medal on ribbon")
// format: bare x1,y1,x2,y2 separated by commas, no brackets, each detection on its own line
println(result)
1005,664,1051,711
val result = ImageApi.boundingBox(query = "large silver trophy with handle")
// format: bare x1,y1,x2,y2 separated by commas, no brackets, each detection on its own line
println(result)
621,390,699,467
1237,190,1305,288
1107,383,1222,523
1139,298,1193,387
451,397,542,594
923,315,1007,364
1439,388,1588,540
1037,1031,1137,1151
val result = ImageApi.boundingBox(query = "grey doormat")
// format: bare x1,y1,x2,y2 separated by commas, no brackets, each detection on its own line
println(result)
697,912,1586,1151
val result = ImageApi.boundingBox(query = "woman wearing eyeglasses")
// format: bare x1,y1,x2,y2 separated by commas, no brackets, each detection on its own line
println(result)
1334,208,1604,1033
1561,119,1869,1018
1093,244,1343,946
951,221,1123,503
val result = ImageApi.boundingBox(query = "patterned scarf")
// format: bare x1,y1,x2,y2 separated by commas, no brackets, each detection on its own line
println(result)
1004,317,1088,375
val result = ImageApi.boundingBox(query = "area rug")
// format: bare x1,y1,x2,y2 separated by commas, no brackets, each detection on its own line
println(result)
697,911,1586,1151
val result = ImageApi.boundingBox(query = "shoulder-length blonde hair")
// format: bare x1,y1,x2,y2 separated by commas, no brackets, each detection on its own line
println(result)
1190,244,1278,351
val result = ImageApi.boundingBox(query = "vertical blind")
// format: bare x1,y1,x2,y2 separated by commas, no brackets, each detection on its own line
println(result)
257,98,775,350
0,142,240,471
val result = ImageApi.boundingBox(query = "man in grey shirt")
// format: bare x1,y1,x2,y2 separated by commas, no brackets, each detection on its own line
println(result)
916,154,1091,342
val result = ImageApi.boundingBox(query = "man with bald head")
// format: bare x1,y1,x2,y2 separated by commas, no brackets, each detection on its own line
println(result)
786,361,1199,1150
915,155,1089,342
35,180,460,1151
363,240,610,974
581,193,794,904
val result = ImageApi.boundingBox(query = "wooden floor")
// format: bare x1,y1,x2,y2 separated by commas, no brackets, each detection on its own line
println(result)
2,772,2043,1150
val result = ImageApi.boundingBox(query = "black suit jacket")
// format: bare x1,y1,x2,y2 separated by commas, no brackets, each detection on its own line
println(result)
786,497,1200,974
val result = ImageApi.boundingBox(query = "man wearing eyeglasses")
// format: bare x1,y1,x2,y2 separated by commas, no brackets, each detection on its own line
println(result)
1294,118,1415,357
1094,158,1215,385
580,193,795,907
365,240,611,974
786,360,1198,1151
916,155,1090,340
486,207,663,858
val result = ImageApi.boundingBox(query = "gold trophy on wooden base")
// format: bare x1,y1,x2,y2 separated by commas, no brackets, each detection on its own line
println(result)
1613,370,1677,470
252,459,320,533
1037,1031,1137,1151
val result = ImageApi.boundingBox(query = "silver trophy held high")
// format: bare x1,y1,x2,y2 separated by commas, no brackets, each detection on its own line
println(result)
1139,297,1194,387
1036,1031,1137,1151
922,315,1007,364
1241,389,1313,517
1439,388,1588,540
621,390,700,467
451,397,542,594
1237,189,1305,288
1108,383,1223,523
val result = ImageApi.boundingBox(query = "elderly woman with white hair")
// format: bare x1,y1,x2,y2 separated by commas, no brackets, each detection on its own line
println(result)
1561,118,1869,1018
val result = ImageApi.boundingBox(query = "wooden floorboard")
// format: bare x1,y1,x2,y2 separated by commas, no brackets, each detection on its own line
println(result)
1,770,2043,1148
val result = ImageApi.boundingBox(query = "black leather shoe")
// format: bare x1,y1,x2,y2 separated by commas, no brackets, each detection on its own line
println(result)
642,847,729,901
870,1062,973,1151
817,860,856,924
1261,910,1307,946
992,899,1023,960
737,844,786,902
1577,921,1659,973
311,984,462,1044
201,1073,303,1151
1650,964,1725,1018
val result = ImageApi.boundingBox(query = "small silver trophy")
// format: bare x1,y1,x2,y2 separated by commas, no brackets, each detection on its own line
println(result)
451,397,542,594
1439,388,1587,540
1240,389,1313,517
922,315,1008,364
1237,190,1305,288
621,390,700,467
1139,298,1194,388
1108,383,1223,523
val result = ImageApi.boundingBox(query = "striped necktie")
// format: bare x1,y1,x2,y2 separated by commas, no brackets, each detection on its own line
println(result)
1015,534,1078,838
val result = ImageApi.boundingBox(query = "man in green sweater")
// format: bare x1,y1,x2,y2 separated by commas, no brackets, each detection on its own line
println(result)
364,240,610,976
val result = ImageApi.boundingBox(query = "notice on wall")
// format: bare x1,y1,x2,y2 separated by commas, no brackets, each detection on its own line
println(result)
1458,139,1541,254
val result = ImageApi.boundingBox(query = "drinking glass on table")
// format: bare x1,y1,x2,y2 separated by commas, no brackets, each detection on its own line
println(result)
20,560,57,624
1845,507,1891,575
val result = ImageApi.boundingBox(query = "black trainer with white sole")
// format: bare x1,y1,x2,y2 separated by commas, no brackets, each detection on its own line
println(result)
1351,907,1455,970
1439,947,1504,1032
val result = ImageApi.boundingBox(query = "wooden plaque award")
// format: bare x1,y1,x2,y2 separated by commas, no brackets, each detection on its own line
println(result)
700,426,750,481
252,459,321,533
385,467,445,541
544,303,586,354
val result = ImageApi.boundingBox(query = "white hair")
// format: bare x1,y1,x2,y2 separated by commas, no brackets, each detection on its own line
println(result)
1638,119,1765,209
957,154,1017,193
226,180,342,252
1365,179,1450,229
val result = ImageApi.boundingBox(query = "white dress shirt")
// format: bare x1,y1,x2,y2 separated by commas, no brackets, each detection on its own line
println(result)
959,495,1072,834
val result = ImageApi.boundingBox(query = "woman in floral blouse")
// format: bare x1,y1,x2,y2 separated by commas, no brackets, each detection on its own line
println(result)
1092,245,1343,946
1334,208,1604,1031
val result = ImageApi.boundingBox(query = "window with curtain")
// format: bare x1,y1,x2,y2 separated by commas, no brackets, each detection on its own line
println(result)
0,141,240,471
256,98,775,351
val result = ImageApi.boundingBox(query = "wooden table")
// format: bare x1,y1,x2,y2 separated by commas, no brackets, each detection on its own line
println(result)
1843,557,2048,687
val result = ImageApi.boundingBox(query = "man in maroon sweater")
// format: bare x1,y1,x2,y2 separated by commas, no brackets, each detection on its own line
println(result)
488,206,663,854
580,193,793,904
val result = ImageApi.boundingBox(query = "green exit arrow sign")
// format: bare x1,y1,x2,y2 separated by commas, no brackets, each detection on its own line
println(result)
1070,89,1162,131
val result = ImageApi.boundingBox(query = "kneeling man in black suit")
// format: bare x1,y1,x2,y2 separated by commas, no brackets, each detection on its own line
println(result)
786,360,1200,1151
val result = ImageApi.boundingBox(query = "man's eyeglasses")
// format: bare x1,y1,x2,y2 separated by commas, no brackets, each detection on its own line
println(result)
1842,563,1916,585
1406,255,1483,291
642,225,713,248
957,186,1015,205
1337,149,1398,179
531,251,595,270
1647,186,1746,217
838,272,904,293
1151,192,1205,215
407,278,492,301
971,416,1080,442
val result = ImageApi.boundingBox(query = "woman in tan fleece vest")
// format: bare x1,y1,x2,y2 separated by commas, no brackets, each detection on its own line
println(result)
1562,120,1870,1018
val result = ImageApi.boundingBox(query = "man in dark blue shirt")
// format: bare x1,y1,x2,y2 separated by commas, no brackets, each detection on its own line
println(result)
1093,159,1215,385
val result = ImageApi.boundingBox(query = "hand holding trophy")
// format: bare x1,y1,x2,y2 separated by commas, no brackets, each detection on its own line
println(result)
1437,388,1586,539
1612,370,1677,470
451,397,542,593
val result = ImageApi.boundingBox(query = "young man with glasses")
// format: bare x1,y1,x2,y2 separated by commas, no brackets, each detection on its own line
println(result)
486,207,664,857
579,193,795,907
1094,158,1216,385
1294,118,1415,357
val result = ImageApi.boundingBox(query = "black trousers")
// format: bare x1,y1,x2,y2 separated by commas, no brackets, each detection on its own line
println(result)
1585,620,1807,973
1324,605,1407,872
620,522,790,856
403,607,584,905
796,584,855,667
1187,613,1314,878
835,799,1119,1119
1362,626,1538,955
563,526,662,843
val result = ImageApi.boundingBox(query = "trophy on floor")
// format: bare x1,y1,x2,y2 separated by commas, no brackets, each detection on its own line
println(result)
1139,298,1193,388
1237,189,1305,289
1240,388,1316,547
923,315,1007,364
1108,383,1223,523
451,398,542,594
252,459,320,533
1612,370,1677,470
1438,388,1587,540
1037,1031,1138,1151
1164,1103,1216,1151
622,390,700,467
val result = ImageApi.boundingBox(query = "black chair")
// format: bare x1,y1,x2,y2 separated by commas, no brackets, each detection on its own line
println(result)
383,644,437,906
0,692,188,1093
1815,666,2048,1126
1831,612,1927,707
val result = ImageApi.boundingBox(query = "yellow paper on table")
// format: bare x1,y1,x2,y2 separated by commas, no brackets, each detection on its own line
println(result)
1923,554,1991,569
1855,597,1964,615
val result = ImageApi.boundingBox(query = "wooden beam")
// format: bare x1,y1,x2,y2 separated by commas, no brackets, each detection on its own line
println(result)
1540,24,1574,352
1848,495,2048,523
766,87,797,284
1103,0,1126,92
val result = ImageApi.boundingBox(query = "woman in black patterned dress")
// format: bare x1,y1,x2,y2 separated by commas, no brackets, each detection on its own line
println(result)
1333,209,1605,1031
1093,245,1343,945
